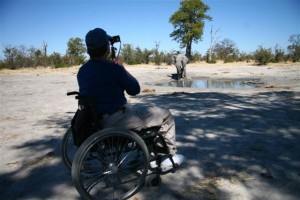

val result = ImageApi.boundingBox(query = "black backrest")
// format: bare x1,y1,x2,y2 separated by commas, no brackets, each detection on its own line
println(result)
67,91,101,146
76,96,101,129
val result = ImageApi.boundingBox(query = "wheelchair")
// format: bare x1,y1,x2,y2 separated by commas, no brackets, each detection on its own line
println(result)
61,91,180,200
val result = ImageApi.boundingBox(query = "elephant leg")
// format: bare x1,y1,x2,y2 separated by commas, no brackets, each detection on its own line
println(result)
182,65,186,78
176,65,181,80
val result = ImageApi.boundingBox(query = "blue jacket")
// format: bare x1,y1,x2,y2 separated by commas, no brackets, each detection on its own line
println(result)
77,59,140,115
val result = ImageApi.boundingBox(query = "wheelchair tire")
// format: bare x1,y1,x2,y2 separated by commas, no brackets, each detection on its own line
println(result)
61,127,76,171
72,128,149,200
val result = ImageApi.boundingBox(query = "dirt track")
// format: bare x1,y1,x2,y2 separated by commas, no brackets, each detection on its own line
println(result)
0,63,300,200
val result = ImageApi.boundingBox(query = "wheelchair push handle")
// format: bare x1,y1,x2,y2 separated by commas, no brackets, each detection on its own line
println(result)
66,91,95,103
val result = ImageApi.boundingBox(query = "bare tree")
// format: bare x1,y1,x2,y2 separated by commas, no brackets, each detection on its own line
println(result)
154,41,162,66
42,40,48,66
208,27,221,62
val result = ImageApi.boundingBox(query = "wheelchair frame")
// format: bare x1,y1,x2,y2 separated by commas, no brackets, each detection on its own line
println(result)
61,92,179,200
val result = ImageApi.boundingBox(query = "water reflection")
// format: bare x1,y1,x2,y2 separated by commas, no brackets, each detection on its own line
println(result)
153,78,264,89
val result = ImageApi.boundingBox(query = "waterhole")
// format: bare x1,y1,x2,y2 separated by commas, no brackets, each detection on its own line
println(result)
151,78,265,89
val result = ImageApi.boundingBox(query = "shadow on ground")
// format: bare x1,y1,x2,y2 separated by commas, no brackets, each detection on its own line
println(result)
0,91,299,199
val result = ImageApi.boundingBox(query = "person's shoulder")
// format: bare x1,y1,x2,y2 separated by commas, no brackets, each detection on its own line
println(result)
78,62,88,73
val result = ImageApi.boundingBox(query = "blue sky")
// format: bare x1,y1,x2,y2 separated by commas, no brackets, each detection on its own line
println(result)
1,0,299,59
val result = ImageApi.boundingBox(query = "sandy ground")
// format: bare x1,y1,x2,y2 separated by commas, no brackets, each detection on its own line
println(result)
0,63,300,200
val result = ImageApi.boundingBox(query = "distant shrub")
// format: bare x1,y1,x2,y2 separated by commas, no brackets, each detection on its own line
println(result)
209,59,217,64
238,52,253,62
253,46,273,65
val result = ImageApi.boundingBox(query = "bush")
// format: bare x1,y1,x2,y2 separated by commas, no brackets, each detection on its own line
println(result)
208,59,217,64
238,52,253,62
191,51,202,62
206,52,217,64
253,46,273,65
274,45,285,63
162,52,173,65
49,52,68,68
223,53,238,63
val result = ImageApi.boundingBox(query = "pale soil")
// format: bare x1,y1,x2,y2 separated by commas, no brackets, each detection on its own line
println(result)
0,62,299,200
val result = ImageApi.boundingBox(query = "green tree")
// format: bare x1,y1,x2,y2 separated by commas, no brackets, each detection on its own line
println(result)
169,0,211,59
66,37,86,65
134,46,144,64
121,44,135,64
66,37,86,56
287,34,300,62
142,49,153,64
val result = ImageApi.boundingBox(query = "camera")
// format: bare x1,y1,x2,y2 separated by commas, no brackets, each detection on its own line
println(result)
109,35,121,45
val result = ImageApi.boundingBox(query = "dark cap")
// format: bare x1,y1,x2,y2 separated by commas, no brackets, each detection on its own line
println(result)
85,28,111,49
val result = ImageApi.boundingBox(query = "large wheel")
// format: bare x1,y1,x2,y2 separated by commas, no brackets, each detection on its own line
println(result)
72,128,149,200
61,127,77,171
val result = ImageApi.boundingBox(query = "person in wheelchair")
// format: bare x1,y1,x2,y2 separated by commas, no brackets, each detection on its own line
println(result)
77,28,184,172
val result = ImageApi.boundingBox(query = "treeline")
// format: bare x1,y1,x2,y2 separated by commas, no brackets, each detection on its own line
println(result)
118,37,300,66
1,34,299,70
0,38,86,70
